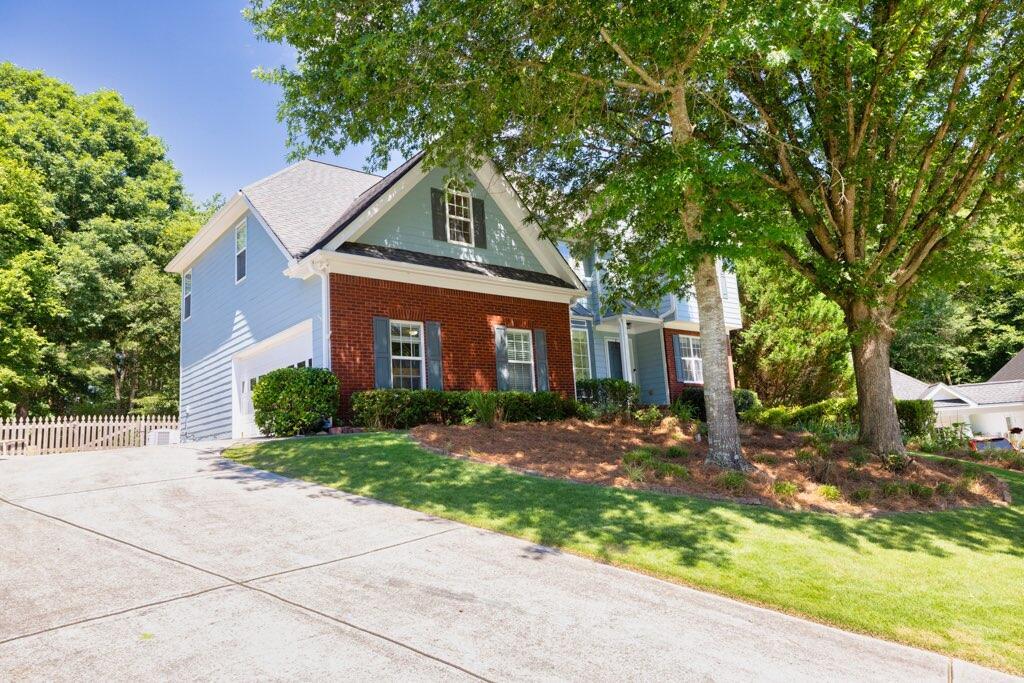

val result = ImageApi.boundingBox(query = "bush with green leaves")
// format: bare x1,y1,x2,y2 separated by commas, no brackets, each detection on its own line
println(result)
575,378,639,415
936,482,954,497
773,480,798,498
918,423,970,453
251,367,340,437
670,387,760,423
466,390,501,427
881,481,904,498
350,389,575,429
664,445,689,459
895,400,936,438
732,388,761,415
818,484,842,501
633,405,662,431
851,487,872,503
906,482,934,500
880,451,913,473
716,471,747,492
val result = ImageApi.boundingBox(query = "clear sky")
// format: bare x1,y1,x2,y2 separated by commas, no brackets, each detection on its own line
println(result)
0,0,382,203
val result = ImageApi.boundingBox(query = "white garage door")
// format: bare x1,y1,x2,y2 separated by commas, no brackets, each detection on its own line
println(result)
232,320,315,438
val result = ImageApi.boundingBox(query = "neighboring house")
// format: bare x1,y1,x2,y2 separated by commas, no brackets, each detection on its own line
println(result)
166,154,741,440
989,348,1024,382
891,367,1024,436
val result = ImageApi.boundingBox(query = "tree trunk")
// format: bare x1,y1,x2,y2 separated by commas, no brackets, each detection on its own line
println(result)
847,305,905,455
694,255,752,471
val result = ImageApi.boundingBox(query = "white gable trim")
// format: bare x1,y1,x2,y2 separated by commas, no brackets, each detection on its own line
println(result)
923,383,977,406
320,156,585,290
165,192,295,274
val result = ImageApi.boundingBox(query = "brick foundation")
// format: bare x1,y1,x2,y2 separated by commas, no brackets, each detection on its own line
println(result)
663,329,735,402
329,274,574,411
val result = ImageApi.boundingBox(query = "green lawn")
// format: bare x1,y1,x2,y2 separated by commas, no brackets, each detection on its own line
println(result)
226,433,1024,674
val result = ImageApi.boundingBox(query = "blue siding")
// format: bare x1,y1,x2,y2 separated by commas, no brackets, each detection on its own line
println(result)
356,166,545,272
179,212,322,441
634,329,668,405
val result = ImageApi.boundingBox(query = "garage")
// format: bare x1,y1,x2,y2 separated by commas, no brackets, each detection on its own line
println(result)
231,319,316,438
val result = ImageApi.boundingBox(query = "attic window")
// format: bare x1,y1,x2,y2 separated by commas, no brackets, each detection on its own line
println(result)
235,221,247,283
445,187,474,246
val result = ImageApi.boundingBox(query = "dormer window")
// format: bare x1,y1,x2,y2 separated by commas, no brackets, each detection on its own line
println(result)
445,187,474,246
235,221,247,283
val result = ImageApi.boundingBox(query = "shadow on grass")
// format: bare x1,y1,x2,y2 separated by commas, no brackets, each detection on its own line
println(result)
221,433,1024,567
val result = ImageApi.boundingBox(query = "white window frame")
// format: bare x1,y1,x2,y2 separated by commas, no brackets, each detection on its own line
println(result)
505,328,536,392
571,327,591,382
235,221,247,284
389,320,426,390
182,269,192,321
679,336,704,384
445,186,475,247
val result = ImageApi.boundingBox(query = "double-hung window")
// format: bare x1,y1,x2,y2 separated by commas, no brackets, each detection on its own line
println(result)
445,187,474,246
235,221,247,283
506,329,535,392
182,269,192,320
571,328,591,381
679,336,704,384
390,321,425,389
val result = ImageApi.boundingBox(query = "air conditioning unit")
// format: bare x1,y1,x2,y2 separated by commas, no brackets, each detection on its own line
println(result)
147,429,181,446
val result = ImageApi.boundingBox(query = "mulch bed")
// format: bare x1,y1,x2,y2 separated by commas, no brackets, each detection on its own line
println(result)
409,417,1010,515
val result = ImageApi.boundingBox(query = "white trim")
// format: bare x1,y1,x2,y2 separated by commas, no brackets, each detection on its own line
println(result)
570,327,592,382
388,320,426,390
286,250,583,304
505,328,536,392
316,261,331,370
182,269,192,321
657,326,671,404
322,163,429,251
234,220,247,284
444,186,475,247
923,382,977,406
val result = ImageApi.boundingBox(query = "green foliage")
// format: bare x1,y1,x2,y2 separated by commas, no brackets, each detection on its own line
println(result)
466,391,501,428
917,424,970,454
936,482,954,498
672,387,762,423
906,483,934,501
575,378,639,416
895,401,936,439
851,488,872,503
652,461,690,480
732,388,761,415
622,447,657,467
818,485,841,502
350,389,576,429
664,445,689,459
251,367,340,437
880,452,913,474
772,480,798,498
732,259,852,406
880,482,904,498
848,448,869,469
716,471,747,493
632,405,662,431
622,462,647,483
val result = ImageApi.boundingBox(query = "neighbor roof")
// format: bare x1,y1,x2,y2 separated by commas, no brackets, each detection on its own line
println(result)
951,380,1024,406
890,367,932,400
241,159,382,258
990,348,1024,382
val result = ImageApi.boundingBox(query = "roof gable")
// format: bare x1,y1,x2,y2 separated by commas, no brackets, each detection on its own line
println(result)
990,348,1024,382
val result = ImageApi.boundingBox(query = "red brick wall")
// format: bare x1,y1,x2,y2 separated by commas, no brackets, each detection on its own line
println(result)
663,329,735,402
329,274,574,410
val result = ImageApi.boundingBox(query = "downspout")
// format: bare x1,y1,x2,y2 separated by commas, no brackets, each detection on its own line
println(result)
315,259,332,370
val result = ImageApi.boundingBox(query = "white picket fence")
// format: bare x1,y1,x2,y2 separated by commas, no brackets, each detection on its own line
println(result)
0,415,178,456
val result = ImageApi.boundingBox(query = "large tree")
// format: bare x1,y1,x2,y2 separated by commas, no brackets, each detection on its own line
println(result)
720,1,1024,453
248,0,761,469
0,63,207,416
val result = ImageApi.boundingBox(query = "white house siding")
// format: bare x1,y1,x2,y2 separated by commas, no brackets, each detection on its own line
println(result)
178,212,323,441
936,406,1024,436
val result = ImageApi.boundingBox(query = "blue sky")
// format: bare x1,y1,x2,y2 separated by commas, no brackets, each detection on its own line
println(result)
0,0,383,203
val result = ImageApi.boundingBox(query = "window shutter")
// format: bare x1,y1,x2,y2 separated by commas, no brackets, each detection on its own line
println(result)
425,321,443,390
430,188,446,241
472,197,487,249
494,325,509,390
533,329,549,391
584,320,597,378
672,334,684,382
373,316,392,388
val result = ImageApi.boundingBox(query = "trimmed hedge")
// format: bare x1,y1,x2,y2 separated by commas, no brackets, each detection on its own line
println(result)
251,367,340,437
748,397,936,438
350,389,577,429
575,378,640,413
671,387,763,421
895,399,937,438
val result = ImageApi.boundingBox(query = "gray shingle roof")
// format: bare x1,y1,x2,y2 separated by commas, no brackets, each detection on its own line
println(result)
951,380,1024,406
338,242,575,289
990,348,1024,382
241,160,382,258
890,368,932,400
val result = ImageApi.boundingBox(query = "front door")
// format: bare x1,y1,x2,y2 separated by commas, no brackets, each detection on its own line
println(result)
606,339,638,383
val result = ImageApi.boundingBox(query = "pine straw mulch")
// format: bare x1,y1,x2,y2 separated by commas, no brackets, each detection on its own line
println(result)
409,417,1011,516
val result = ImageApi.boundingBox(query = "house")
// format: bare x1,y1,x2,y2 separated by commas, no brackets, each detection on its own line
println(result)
891,367,1024,436
166,154,740,440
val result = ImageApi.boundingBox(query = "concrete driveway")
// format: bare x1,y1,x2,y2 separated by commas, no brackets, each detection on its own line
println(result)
0,444,1015,682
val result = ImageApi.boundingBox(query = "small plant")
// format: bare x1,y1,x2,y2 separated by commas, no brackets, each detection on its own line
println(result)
851,487,872,503
881,481,903,498
880,451,913,473
809,456,842,484
466,390,502,428
622,462,647,482
652,461,690,480
795,448,815,464
954,476,976,493
573,401,597,421
633,405,663,432
848,447,869,468
936,482,954,497
622,447,657,467
773,480,798,498
664,445,689,459
716,471,747,492
753,453,778,465
999,453,1024,470
818,484,841,501
671,401,697,423
906,482,934,500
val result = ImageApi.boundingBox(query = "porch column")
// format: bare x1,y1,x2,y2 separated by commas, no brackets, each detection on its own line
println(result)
618,316,633,384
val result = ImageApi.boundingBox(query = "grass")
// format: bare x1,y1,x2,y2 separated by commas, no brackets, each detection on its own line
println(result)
226,433,1024,674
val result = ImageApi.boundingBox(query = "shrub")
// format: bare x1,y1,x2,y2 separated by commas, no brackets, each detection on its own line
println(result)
818,484,841,501
671,401,698,422
652,461,690,480
895,400,936,438
574,401,598,421
497,390,576,422
466,391,501,427
664,445,689,459
716,471,747,492
732,388,761,415
349,389,574,429
851,487,872,503
622,447,657,467
880,451,913,473
936,482,954,497
633,405,662,431
753,453,778,465
906,482,934,500
622,462,647,482
773,480,798,498
575,378,639,414
251,367,340,437
881,481,903,498
998,452,1024,470
795,448,815,464
848,447,869,468
672,388,760,422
